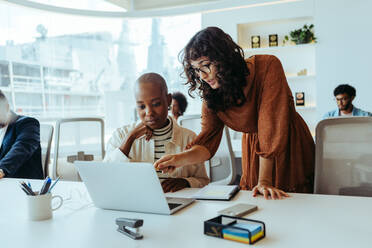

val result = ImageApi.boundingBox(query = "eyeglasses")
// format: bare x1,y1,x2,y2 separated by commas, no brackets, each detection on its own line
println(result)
190,63,212,77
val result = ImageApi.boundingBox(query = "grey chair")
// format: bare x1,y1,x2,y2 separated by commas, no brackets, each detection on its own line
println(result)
178,115,236,185
40,123,54,178
52,118,105,180
314,117,372,196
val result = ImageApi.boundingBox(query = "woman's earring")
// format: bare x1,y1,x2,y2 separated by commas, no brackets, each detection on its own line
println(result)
168,105,171,111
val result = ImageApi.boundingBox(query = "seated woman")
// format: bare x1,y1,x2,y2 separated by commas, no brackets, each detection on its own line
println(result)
104,73,209,192
171,92,188,122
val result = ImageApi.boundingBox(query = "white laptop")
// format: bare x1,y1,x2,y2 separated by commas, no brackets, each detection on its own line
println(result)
74,161,195,215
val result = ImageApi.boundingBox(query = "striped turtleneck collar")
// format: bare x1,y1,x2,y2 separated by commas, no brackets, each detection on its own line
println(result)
153,117,173,161
153,117,173,137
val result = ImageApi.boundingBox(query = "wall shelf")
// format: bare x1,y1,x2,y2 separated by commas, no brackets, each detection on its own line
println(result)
296,106,316,110
286,74,316,80
238,16,317,133
243,43,315,54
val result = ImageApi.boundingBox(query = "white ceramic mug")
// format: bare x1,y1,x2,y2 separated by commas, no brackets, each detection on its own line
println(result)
27,193,63,221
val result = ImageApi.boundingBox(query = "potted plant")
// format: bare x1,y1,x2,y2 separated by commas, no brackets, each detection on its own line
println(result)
284,24,317,45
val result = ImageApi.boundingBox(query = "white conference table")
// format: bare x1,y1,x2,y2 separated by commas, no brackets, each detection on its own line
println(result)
1,178,372,248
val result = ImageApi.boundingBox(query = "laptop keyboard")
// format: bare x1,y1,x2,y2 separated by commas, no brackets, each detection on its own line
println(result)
168,203,182,210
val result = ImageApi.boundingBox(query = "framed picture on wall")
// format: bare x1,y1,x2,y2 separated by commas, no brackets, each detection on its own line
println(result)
269,34,278,47
295,92,305,106
251,35,260,48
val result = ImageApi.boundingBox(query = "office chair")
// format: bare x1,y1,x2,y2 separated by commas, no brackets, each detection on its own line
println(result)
52,118,105,180
178,115,237,185
314,117,372,197
40,123,54,178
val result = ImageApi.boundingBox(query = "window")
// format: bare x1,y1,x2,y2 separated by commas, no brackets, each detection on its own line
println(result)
0,2,201,132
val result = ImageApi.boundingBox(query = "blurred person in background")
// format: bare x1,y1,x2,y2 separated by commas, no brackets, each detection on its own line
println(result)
0,90,43,179
171,92,188,122
323,84,372,119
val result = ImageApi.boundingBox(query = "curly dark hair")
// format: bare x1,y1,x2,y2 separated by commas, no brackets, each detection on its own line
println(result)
180,26,249,112
172,91,188,115
334,84,356,98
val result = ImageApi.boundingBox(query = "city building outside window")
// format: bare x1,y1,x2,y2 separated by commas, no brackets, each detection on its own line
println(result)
0,1,201,134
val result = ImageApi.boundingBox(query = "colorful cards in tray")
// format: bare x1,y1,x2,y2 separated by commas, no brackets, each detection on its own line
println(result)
204,215,265,245
222,222,264,244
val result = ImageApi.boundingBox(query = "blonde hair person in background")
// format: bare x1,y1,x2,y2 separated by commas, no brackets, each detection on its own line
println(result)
104,73,209,192
0,90,43,179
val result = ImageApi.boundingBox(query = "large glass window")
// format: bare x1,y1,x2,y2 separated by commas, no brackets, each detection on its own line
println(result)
0,2,201,132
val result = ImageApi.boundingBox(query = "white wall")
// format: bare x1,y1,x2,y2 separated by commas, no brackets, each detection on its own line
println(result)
315,0,372,119
202,0,372,124
201,0,317,132
202,0,314,41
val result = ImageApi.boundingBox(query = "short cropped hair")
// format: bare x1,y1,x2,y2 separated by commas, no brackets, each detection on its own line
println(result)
172,92,188,115
333,84,356,98
136,72,168,94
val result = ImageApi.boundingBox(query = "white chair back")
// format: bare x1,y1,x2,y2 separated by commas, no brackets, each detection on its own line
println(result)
52,118,105,180
178,115,236,185
315,117,372,196
40,123,54,178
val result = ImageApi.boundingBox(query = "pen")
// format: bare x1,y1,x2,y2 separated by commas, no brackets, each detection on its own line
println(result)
47,177,60,193
19,181,35,195
27,181,33,191
19,185,31,195
39,177,51,195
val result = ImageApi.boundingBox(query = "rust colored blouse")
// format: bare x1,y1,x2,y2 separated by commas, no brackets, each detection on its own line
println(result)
192,55,315,193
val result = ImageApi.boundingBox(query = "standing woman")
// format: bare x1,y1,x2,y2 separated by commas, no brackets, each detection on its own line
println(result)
155,27,315,199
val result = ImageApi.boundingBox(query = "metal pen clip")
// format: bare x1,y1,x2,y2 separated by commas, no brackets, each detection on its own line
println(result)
116,217,144,240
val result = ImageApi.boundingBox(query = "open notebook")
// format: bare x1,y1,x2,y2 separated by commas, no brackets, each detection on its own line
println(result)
192,185,240,201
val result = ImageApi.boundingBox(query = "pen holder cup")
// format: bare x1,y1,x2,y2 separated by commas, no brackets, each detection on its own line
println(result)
204,215,266,244
27,193,63,221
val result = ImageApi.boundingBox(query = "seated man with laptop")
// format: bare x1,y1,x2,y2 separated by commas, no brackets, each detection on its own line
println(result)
104,72,209,192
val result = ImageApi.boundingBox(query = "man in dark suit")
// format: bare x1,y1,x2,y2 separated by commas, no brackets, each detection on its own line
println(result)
0,91,43,179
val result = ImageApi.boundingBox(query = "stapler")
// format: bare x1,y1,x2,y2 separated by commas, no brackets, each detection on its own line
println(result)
116,217,144,240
